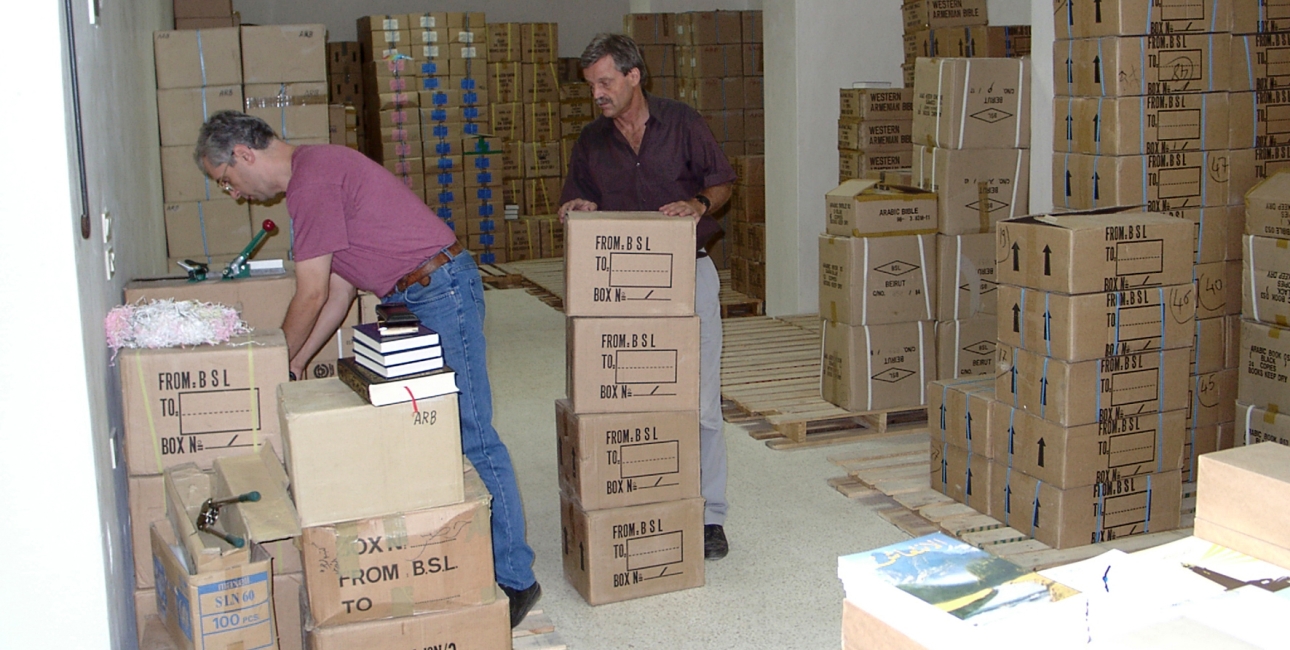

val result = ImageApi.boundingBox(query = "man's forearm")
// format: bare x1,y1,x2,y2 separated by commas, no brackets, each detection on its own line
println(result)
699,183,733,214
290,275,357,375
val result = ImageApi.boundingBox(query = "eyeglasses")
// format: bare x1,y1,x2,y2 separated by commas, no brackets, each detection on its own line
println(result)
212,163,234,193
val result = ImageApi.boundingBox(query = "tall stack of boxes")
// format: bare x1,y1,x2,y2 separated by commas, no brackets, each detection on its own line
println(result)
1229,5,1290,203
154,28,249,270
1235,172,1290,449
902,0,988,86
358,15,426,203
624,12,679,100
836,87,915,183
277,378,511,646
987,211,1194,548
558,213,705,605
327,41,364,151
1054,3,1242,482
489,21,561,232
241,25,331,262
675,10,763,158
729,155,765,297
818,179,938,414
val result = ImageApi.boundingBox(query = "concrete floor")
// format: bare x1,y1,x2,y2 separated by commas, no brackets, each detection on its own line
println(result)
482,288,912,649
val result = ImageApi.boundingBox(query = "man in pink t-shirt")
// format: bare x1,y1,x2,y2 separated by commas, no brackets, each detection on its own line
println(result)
194,111,541,627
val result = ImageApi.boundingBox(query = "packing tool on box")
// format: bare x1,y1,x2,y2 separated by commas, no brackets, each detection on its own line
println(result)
222,219,277,280
195,489,260,548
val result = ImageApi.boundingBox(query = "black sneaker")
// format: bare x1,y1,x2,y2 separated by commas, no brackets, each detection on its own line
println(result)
704,524,728,560
500,581,542,628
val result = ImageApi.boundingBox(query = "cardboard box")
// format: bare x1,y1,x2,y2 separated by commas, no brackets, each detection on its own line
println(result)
130,475,166,588
928,377,994,453
156,85,243,147
1061,149,1234,211
1053,93,1230,156
173,0,232,19
563,212,697,317
912,58,1030,150
1230,33,1290,92
912,145,1030,234
1195,442,1290,567
623,13,675,45
327,42,361,74
988,464,1182,548
555,400,700,510
903,0,988,30
566,316,700,413
1194,259,1242,319
154,28,242,89
930,440,992,513
486,23,519,61
523,177,561,215
699,109,744,142
163,199,252,260
174,16,239,30
733,155,764,187
683,10,742,45
1054,33,1231,97
1056,0,1231,38
1188,368,1237,428
821,320,936,412
1191,315,1235,375
520,141,560,178
161,145,222,203
838,88,913,121
151,519,277,650
931,25,1032,59
306,590,510,649
523,102,560,142
742,10,762,43
995,345,1192,427
276,380,463,527
990,400,1186,489
825,179,937,238
837,119,913,153
731,184,766,222
994,211,1195,294
1243,235,1290,326
300,465,494,626
1238,319,1290,413
1237,402,1290,447
1182,421,1235,483
1232,2,1290,34
935,316,997,380
936,233,996,319
521,23,558,63
838,149,914,181
521,63,560,104
681,44,743,78
119,331,287,476
682,77,745,111
1244,169,1290,239
995,283,1196,362
560,494,705,605
241,25,326,84
244,82,329,141
818,233,937,325
639,45,676,82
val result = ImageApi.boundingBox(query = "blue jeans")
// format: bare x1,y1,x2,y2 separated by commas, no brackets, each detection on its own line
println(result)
384,251,537,590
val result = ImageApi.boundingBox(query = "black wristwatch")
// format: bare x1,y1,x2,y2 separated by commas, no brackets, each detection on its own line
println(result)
693,194,711,215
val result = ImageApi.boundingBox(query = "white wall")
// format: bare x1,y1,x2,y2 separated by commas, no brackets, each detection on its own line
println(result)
235,0,630,57
0,0,171,647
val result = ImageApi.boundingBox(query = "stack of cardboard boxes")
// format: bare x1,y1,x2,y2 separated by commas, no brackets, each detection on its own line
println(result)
729,155,766,298
327,41,364,150
1227,4,1290,202
488,21,562,232
173,0,238,30
1235,172,1290,448
558,213,706,605
901,0,988,86
984,211,1195,548
818,179,938,414
624,12,679,100
357,15,427,203
675,10,764,158
1053,4,1244,482
836,87,915,184
276,378,511,647
155,28,249,270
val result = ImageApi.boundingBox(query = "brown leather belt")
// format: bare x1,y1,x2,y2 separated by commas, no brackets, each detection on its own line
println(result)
391,241,465,295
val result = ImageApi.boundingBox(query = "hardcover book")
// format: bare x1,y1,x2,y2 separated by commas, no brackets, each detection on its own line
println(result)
336,357,458,407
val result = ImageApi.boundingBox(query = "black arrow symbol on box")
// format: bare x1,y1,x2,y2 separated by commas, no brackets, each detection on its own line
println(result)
1093,171,1101,201
1043,245,1053,276
966,467,974,496
1040,375,1049,405
966,411,974,441
1008,423,1016,455
1066,114,1073,141
1033,497,1042,528
940,402,947,431
1012,241,1021,271
1011,364,1018,394
1038,437,1047,467
1066,58,1073,84
1012,303,1021,332
1094,0,1103,23
1044,310,1052,341
1005,483,1012,514
1093,113,1100,142
1093,56,1101,83
1065,169,1072,197
941,458,948,485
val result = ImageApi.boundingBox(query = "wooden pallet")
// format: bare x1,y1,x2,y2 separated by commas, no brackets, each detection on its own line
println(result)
477,263,525,289
716,269,764,317
831,434,1194,566
504,258,566,310
512,610,567,650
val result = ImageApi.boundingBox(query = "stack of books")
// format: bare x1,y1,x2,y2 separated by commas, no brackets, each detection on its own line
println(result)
337,318,458,406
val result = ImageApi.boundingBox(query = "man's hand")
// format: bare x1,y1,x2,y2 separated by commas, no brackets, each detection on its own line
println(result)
558,198,598,222
659,199,705,219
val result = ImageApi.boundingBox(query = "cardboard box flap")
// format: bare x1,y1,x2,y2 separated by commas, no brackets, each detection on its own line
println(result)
1032,210,1183,231
164,464,251,573
213,445,301,545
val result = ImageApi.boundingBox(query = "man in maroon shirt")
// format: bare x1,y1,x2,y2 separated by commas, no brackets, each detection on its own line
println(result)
559,34,737,560
194,110,542,626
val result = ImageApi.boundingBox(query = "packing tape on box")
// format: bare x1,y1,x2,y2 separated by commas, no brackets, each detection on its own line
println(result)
861,239,871,324
195,29,208,87
336,521,360,578
919,321,927,405
134,353,166,473
953,235,984,318
246,342,260,452
1013,61,1025,147
391,586,414,617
